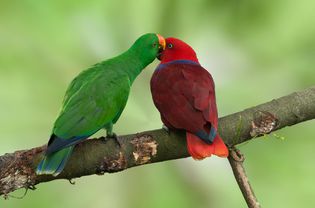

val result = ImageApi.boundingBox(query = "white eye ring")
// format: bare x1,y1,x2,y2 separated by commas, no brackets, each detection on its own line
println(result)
167,43,173,48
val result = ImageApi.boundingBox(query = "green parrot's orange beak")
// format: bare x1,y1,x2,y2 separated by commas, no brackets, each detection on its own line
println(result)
157,34,166,51
157,34,165,60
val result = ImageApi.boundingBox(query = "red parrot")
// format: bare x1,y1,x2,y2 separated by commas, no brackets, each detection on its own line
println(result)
150,37,229,159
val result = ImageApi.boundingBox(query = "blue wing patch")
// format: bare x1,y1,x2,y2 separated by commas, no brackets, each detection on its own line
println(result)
156,59,199,71
46,134,86,155
195,126,217,144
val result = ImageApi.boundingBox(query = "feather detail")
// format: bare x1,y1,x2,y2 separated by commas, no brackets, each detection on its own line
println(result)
151,60,229,159
36,146,74,176
187,132,228,160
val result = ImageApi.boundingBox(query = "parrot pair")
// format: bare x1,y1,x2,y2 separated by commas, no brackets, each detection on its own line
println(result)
36,33,228,176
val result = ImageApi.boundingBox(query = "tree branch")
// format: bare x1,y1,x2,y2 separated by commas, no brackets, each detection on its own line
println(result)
1,86,315,197
228,147,261,208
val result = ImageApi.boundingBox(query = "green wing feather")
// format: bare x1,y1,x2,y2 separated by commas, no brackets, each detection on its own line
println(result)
54,67,131,139
36,66,130,176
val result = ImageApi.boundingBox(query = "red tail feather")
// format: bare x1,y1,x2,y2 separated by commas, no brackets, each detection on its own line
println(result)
186,132,229,160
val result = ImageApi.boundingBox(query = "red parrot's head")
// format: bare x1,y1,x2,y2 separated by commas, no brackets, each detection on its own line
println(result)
158,37,199,64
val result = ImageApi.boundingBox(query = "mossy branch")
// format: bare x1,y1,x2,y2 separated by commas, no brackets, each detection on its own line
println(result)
1,86,315,197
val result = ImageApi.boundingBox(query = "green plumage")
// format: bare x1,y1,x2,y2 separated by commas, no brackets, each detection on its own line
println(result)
36,33,162,176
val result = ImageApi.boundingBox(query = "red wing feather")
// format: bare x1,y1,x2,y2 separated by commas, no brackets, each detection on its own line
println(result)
151,61,228,159
151,62,217,132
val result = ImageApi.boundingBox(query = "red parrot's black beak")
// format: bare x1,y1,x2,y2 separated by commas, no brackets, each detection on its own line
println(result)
157,34,165,60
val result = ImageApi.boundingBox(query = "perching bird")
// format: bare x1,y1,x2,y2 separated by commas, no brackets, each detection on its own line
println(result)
150,37,228,160
36,33,166,176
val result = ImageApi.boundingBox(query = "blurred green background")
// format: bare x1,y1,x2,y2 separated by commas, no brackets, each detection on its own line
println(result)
1,0,315,207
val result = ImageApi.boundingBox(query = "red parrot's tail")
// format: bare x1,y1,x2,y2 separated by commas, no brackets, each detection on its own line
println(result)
186,132,229,160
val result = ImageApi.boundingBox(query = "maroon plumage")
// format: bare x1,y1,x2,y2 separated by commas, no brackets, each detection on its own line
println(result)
151,37,228,159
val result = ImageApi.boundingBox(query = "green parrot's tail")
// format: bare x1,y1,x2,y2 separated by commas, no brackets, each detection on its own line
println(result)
36,146,74,176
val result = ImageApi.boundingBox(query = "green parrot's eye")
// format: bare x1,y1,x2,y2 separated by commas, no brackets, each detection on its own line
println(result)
167,43,173,48
153,43,157,47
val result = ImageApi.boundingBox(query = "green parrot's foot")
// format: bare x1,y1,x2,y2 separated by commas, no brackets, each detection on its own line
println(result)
106,132,121,148
162,125,170,134
106,132,117,139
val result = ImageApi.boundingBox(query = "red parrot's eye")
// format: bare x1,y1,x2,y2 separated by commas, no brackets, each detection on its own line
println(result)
167,43,173,49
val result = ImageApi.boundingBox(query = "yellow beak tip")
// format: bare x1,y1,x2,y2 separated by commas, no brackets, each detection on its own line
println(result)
157,34,166,50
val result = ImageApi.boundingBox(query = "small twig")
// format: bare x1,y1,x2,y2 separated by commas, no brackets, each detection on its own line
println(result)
228,147,261,208
5,188,29,200
68,179,76,185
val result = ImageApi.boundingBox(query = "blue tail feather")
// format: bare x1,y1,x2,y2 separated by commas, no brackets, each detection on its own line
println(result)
36,146,74,176
54,146,74,176
195,126,217,144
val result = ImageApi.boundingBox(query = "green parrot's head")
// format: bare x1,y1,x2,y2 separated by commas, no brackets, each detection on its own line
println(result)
131,33,166,66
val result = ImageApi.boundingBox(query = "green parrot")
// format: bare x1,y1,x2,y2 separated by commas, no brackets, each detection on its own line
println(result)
36,33,166,176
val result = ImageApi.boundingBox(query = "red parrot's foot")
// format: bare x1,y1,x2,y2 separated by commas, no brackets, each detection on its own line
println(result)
162,124,170,134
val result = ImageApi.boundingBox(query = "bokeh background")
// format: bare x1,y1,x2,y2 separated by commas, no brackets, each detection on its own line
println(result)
1,0,315,207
